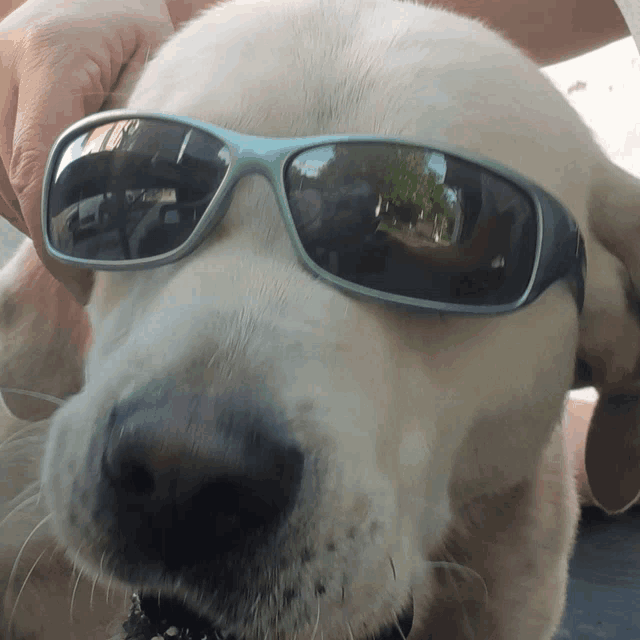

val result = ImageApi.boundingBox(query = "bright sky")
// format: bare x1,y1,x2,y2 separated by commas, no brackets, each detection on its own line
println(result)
543,36,640,178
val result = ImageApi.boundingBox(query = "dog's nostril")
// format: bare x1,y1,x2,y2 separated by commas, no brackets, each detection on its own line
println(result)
102,421,158,497
188,453,303,538
573,357,594,387
119,459,156,496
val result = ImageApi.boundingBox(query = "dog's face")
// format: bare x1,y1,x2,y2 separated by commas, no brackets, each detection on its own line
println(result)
39,0,640,637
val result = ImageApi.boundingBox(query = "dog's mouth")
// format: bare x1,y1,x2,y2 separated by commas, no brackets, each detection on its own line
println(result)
122,593,214,640
122,592,415,640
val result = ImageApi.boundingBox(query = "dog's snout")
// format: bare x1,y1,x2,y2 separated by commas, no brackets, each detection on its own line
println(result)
95,380,305,574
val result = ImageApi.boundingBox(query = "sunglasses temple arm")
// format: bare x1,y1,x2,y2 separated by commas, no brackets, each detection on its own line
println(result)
529,189,586,313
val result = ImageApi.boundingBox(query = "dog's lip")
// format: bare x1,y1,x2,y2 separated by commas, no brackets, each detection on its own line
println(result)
124,592,216,640
124,592,414,640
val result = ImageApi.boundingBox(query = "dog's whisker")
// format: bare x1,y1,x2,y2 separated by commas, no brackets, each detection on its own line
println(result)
309,598,321,640
69,543,84,594
47,543,62,565
0,386,64,408
7,545,50,636
7,515,51,617
0,420,46,453
427,560,488,608
35,483,43,508
207,349,220,369
106,570,114,605
428,558,489,638
250,592,262,617
391,612,407,640
72,543,83,572
388,555,397,581
69,566,84,622
346,621,355,640
90,568,99,611
0,489,39,531
0,434,42,454
1,489,40,530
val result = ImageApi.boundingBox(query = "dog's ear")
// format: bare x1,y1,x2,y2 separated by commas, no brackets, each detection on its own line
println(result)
579,160,640,514
0,239,92,420
584,390,640,513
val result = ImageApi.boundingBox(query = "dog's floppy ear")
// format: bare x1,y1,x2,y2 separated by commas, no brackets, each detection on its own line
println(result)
585,389,640,513
0,239,92,420
579,160,640,514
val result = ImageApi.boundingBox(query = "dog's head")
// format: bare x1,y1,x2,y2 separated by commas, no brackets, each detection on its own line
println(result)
39,0,640,637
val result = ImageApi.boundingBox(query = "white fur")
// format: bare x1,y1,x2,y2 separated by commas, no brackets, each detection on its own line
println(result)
6,0,640,638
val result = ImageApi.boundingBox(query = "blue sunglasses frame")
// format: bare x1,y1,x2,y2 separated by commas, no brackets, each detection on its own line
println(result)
42,109,586,315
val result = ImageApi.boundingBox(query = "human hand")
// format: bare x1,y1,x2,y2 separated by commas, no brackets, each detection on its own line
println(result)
0,0,178,304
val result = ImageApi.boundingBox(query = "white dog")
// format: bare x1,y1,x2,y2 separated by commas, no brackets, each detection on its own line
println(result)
3,0,640,639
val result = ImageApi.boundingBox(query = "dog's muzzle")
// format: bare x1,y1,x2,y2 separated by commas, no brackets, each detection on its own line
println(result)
77,375,415,640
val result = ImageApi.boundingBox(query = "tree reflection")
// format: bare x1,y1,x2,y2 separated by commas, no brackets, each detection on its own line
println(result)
288,143,458,246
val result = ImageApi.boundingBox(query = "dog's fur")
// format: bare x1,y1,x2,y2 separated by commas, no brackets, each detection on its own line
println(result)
3,0,640,638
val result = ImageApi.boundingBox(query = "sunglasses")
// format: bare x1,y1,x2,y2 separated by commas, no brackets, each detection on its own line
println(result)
42,110,586,315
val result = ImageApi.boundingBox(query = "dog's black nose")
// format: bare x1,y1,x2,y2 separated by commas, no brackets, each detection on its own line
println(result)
94,379,305,574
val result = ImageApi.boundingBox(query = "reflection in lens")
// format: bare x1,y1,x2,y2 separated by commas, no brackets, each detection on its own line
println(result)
47,119,230,261
286,143,537,305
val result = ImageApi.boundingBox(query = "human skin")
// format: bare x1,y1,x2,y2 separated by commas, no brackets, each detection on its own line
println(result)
435,0,630,65
1,0,630,60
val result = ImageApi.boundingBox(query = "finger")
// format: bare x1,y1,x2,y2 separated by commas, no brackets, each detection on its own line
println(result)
102,32,159,110
11,17,174,240
9,57,105,303
9,10,174,298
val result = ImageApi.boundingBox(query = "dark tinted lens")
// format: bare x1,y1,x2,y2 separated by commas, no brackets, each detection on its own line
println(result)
47,118,230,261
285,143,537,305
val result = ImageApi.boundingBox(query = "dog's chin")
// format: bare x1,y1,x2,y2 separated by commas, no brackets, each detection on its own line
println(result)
122,593,415,640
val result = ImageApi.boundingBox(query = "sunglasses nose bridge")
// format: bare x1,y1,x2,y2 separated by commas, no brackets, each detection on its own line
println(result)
222,142,294,214
229,136,294,179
